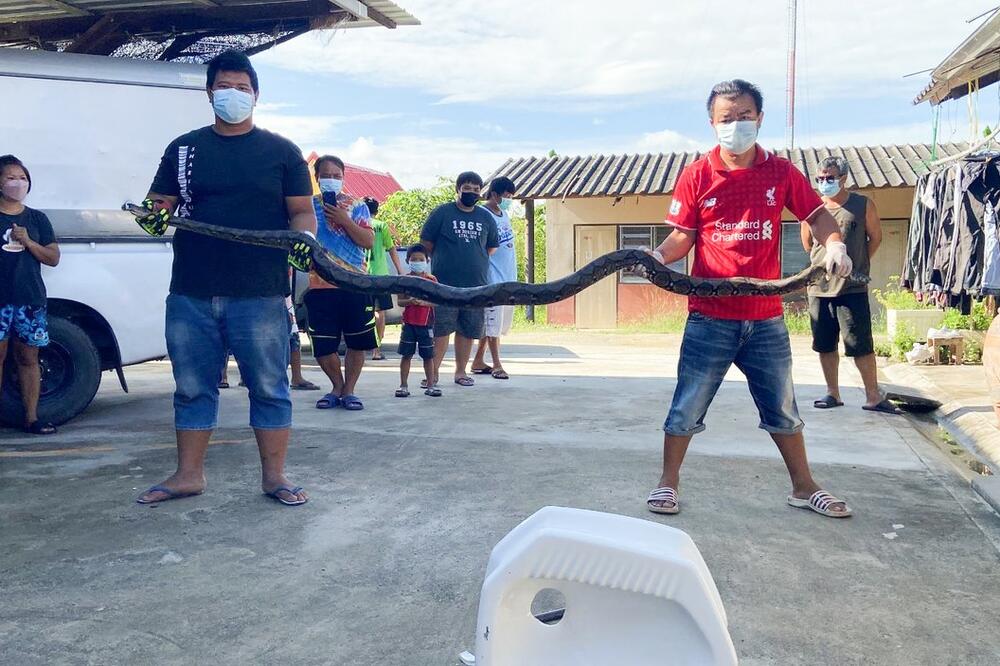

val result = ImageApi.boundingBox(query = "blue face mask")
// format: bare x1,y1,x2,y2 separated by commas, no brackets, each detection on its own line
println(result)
408,260,428,274
499,197,512,212
212,88,254,124
817,179,842,197
319,178,343,195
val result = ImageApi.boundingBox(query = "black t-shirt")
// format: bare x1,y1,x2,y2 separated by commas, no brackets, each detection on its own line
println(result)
419,203,499,287
0,207,56,307
150,126,313,297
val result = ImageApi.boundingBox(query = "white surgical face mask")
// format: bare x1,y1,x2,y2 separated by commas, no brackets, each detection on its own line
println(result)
817,179,842,197
212,88,255,124
318,178,343,195
715,119,759,154
408,260,428,273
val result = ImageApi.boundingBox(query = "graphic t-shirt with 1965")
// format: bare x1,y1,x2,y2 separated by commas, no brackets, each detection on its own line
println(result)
420,203,499,288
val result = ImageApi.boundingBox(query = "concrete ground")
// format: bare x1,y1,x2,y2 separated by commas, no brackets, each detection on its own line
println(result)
3,330,1000,666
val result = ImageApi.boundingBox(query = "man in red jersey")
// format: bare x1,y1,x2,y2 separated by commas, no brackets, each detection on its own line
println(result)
645,79,854,519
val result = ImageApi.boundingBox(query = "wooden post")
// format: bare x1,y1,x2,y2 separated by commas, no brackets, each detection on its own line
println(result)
525,199,536,322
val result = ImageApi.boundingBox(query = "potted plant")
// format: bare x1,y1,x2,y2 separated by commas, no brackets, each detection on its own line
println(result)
873,277,944,341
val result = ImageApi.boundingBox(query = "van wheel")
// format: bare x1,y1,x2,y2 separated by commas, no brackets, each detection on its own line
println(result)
0,316,102,427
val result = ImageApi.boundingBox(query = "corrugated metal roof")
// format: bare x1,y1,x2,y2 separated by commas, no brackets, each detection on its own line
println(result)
488,143,969,200
343,163,403,203
914,9,1000,105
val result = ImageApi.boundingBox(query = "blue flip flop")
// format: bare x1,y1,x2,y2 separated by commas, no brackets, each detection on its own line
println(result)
316,393,340,409
136,484,202,504
264,485,308,506
341,394,364,410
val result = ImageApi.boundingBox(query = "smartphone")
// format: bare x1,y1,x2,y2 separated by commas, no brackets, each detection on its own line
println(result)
322,191,339,206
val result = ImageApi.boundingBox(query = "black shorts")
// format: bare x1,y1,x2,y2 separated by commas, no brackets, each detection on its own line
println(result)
304,289,377,357
434,305,484,339
373,292,394,312
808,291,874,357
398,323,435,360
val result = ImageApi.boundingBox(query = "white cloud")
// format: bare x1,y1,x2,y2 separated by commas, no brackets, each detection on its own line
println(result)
257,0,993,106
254,110,403,145
634,129,709,153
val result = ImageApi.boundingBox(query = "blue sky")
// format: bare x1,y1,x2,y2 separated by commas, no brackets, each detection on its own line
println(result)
251,0,1000,188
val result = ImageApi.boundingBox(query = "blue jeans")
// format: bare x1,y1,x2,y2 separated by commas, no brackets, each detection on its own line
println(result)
664,313,803,436
165,294,291,431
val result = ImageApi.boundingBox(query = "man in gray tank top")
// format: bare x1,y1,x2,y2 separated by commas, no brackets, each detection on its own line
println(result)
800,156,899,415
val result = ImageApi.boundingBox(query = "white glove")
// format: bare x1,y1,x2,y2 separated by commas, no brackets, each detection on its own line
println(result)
823,241,852,278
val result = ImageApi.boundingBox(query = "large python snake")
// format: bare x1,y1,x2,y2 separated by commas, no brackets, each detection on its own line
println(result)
123,203,866,308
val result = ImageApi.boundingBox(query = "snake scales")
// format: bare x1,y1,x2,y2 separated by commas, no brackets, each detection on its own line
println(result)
123,203,867,308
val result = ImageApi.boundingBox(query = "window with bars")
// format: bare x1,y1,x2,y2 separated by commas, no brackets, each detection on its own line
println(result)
618,225,687,283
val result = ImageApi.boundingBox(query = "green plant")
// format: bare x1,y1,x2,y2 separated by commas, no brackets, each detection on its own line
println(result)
511,305,550,329
783,306,812,335
963,339,983,364
969,301,993,331
874,340,893,358
873,276,932,310
892,322,917,360
379,178,456,244
941,308,968,330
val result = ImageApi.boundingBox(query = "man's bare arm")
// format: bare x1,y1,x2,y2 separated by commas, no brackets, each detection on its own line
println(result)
800,220,814,253
286,195,317,235
806,207,844,246
651,227,696,264
322,203,374,249
865,199,883,258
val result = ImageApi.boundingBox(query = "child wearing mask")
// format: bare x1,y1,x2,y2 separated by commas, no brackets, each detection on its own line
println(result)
395,244,441,398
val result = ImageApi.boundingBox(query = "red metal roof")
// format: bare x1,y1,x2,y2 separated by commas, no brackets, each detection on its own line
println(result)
305,152,404,202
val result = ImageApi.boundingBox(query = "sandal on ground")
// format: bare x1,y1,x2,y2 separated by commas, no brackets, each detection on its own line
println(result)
217,381,230,389
395,387,410,398
646,486,680,515
316,393,340,409
136,484,203,505
420,379,433,389
492,369,510,380
371,352,386,361
813,395,843,409
24,421,57,435
341,394,364,410
472,366,492,375
787,490,852,518
424,387,442,397
291,380,321,391
862,399,902,415
454,376,475,387
263,485,308,506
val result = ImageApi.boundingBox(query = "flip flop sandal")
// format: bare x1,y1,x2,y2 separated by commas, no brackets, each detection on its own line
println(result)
862,399,903,415
787,490,852,518
472,366,493,375
136,484,203,505
24,421,57,435
372,353,386,361
341,394,364,410
424,387,442,397
395,388,411,398
646,486,680,515
316,393,340,409
291,380,321,391
492,369,510,380
813,395,844,409
454,376,475,387
217,381,230,389
264,485,308,506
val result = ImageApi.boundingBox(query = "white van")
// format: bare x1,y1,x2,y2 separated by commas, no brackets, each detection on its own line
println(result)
0,48,207,426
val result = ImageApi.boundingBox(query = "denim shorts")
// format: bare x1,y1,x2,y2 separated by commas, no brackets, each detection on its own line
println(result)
664,313,803,436
165,294,292,431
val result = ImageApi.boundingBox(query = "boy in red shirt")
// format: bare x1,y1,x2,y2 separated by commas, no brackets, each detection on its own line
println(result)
395,244,442,398
645,79,855,520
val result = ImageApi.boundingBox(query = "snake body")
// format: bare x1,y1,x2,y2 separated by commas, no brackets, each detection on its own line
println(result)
123,203,867,308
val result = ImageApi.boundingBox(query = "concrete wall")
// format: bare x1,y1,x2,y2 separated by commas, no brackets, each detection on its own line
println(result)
544,187,913,328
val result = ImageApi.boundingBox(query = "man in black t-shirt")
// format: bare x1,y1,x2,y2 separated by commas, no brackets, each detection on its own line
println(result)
134,50,318,507
419,171,499,388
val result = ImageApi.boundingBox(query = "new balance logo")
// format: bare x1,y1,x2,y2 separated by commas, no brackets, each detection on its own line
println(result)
702,198,717,208
762,221,773,240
